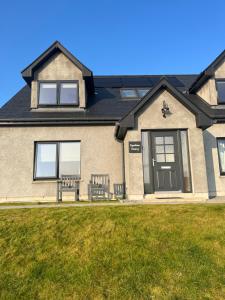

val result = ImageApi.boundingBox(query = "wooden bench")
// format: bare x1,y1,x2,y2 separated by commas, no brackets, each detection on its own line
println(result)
57,175,80,202
88,174,111,201
114,184,125,200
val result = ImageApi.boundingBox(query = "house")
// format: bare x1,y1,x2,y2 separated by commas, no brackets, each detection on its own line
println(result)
0,41,225,202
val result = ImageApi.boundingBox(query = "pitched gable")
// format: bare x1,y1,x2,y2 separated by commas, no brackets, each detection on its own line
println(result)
21,41,94,94
116,78,212,140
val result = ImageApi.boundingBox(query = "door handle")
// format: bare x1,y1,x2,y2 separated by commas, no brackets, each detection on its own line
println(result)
152,158,156,166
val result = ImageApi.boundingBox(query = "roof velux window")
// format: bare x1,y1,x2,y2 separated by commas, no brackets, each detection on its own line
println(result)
120,88,150,99
216,80,225,104
121,89,137,98
137,89,150,97
39,81,79,106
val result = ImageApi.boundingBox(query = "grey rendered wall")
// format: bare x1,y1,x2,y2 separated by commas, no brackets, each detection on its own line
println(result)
0,126,122,201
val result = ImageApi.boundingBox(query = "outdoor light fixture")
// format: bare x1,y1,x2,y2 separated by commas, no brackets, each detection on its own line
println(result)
161,100,170,118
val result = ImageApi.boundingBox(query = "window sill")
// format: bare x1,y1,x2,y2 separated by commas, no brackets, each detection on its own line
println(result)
33,179,83,183
31,107,85,112
33,180,58,183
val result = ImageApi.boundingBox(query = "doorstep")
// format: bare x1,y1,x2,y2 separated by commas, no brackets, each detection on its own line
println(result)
125,193,208,203
145,193,208,202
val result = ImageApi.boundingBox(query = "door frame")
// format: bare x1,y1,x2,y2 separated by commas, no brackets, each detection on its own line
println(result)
142,129,192,194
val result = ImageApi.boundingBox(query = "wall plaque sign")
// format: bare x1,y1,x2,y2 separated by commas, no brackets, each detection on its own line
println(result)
129,141,142,153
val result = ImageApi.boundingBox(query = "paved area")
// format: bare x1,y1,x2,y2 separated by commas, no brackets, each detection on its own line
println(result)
0,199,225,210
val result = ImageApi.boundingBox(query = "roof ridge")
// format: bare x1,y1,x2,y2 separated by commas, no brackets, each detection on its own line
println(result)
93,74,198,78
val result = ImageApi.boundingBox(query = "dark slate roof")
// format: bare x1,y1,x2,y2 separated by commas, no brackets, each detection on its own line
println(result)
93,74,197,91
0,74,225,124
0,84,138,123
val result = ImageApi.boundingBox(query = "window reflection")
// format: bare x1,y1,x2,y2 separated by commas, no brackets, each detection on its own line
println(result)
180,131,192,192
216,80,225,104
142,132,151,193
217,139,225,174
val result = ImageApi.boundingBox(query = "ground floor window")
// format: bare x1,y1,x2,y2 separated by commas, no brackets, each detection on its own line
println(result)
34,141,80,179
217,138,225,175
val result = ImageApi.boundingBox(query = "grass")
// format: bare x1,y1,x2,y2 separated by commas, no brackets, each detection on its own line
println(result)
0,205,225,299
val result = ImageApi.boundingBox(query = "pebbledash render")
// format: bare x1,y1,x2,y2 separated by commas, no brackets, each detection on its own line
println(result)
0,42,225,202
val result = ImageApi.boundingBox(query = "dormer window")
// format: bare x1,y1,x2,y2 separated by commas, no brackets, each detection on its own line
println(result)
39,83,57,105
38,81,79,106
216,80,225,104
60,83,78,105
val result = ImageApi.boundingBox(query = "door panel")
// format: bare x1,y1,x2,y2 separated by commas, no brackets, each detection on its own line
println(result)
151,131,182,191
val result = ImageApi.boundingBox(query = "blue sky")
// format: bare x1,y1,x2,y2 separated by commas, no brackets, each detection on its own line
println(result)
0,0,225,105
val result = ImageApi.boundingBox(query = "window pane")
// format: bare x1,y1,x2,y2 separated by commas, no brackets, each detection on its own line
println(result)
217,81,225,104
35,144,57,178
121,89,137,98
156,154,165,162
165,145,174,153
60,83,78,105
165,136,174,144
166,154,175,162
59,142,80,177
137,89,150,97
218,139,225,173
156,145,164,153
180,131,192,192
155,137,164,144
39,83,57,105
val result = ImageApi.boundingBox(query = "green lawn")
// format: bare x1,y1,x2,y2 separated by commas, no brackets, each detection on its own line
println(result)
0,205,225,299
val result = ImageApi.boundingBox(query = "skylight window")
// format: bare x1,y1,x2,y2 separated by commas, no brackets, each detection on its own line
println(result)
120,89,137,98
137,89,149,97
120,88,150,99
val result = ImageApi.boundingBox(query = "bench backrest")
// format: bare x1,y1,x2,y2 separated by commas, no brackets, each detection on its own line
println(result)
61,175,80,188
114,184,124,196
90,174,109,187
